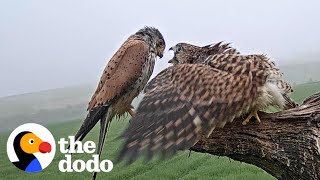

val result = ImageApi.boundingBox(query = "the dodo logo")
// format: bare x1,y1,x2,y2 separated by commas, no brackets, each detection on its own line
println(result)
7,123,56,172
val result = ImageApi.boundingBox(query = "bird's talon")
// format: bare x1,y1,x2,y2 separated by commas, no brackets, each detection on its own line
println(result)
242,111,261,125
253,111,261,123
242,112,253,125
242,119,249,125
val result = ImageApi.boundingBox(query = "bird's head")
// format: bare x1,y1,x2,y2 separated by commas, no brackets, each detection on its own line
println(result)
168,42,239,65
136,26,165,58
15,131,52,154
168,43,202,65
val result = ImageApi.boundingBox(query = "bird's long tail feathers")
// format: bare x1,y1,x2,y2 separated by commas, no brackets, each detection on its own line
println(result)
282,93,298,110
274,79,298,110
68,106,108,150
92,106,113,180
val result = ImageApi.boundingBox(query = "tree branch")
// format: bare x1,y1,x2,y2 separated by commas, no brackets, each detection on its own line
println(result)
190,92,320,180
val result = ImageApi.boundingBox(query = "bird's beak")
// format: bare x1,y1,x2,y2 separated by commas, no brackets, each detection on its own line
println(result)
159,53,163,58
168,59,173,63
169,47,173,51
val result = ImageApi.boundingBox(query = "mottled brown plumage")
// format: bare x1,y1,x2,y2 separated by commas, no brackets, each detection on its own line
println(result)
170,42,297,114
168,41,239,64
71,27,165,179
117,42,296,164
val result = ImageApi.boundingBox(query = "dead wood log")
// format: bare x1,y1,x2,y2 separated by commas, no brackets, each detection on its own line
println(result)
190,92,320,180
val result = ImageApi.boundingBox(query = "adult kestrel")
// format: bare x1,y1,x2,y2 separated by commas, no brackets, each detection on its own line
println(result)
117,42,296,164
71,27,165,179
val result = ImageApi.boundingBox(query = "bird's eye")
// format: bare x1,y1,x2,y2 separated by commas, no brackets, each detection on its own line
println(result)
29,139,34,144
176,46,182,52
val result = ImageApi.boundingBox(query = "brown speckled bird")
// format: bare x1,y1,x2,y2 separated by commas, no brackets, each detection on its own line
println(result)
117,42,296,164
169,42,297,124
168,41,239,64
71,27,165,179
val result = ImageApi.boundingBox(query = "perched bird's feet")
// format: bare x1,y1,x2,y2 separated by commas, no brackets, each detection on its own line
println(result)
242,111,261,125
242,113,252,125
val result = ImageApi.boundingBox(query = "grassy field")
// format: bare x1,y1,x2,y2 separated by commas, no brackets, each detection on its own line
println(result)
0,84,143,132
291,82,320,102
0,82,319,180
0,118,274,180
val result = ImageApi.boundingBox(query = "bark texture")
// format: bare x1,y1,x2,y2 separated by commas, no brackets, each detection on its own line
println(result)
190,92,320,180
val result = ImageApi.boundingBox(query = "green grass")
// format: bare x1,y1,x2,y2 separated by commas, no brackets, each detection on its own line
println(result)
0,118,274,180
0,82,319,180
291,82,320,103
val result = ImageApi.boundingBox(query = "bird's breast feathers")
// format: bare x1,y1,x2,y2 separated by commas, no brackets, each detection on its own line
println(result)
129,50,156,99
113,49,157,117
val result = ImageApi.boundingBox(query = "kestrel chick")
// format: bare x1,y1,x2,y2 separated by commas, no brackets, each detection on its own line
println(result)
117,41,296,164
168,41,239,64
169,42,297,124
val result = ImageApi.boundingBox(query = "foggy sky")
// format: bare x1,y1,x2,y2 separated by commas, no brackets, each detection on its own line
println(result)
1,0,320,97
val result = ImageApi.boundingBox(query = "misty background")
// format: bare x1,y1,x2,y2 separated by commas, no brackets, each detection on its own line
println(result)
1,1,320,130
1,0,320,97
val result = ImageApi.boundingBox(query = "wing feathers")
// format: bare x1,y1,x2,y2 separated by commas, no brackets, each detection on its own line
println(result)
73,106,108,142
118,53,296,163
118,62,257,163
88,38,149,110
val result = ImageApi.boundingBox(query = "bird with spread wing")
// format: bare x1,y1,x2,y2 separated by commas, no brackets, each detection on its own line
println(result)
117,42,297,164
70,27,165,179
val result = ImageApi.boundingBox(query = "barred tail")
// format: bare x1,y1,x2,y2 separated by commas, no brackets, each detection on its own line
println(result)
282,93,298,110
